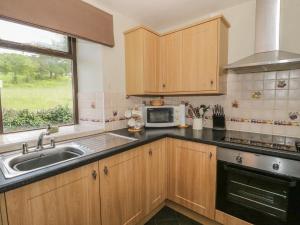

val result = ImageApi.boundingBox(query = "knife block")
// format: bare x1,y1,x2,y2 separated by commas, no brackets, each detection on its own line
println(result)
213,115,226,130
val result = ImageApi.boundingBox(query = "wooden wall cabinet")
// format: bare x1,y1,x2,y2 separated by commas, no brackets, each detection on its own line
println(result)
159,31,183,92
167,139,217,219
124,15,229,96
182,19,219,93
5,163,101,225
125,28,160,95
144,140,166,214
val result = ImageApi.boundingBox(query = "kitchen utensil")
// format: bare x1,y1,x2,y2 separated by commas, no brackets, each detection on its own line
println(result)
296,142,300,152
213,104,225,130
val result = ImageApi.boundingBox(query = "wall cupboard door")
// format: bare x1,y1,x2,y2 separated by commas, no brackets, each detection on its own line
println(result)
125,28,159,95
167,139,217,219
143,30,160,93
5,163,101,225
144,140,166,213
125,29,144,95
99,147,144,225
159,31,183,92
182,20,219,92
124,16,229,95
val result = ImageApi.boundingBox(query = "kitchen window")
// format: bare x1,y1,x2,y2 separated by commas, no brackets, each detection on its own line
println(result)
0,19,78,133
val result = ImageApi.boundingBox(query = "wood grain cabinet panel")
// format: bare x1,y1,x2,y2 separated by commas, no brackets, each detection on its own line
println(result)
215,210,253,225
167,139,217,219
99,147,144,225
159,32,183,92
144,140,167,214
182,20,218,92
125,28,160,95
0,194,8,225
3,139,221,225
124,16,229,95
143,30,160,93
125,29,144,95
5,163,101,225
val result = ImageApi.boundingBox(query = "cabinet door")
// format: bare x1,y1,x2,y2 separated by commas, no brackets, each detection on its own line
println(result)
125,29,144,95
167,139,216,219
0,194,8,225
182,20,218,92
99,147,144,225
5,163,101,225
160,32,183,92
143,30,160,93
144,140,166,213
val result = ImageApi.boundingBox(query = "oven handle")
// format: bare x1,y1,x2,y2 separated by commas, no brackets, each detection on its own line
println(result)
224,164,297,187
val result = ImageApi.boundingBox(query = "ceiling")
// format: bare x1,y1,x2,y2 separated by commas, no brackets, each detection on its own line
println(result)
95,0,252,30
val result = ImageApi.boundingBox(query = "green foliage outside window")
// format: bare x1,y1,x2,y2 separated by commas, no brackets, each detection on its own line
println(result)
0,52,74,132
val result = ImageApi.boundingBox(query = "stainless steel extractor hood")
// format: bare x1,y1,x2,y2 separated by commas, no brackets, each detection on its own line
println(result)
225,0,300,74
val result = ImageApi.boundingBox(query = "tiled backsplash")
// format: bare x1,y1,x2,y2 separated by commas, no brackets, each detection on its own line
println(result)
78,91,105,126
79,69,300,138
224,70,300,137
78,90,141,130
103,92,141,131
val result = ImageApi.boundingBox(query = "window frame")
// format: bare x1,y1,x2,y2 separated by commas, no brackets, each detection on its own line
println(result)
0,34,79,134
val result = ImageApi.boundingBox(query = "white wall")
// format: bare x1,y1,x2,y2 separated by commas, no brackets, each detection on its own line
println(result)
77,39,104,92
280,0,300,54
158,0,256,64
81,0,256,93
82,0,139,93
78,0,139,129
78,0,258,131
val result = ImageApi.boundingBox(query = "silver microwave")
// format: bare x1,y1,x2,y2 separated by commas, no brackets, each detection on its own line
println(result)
142,105,185,128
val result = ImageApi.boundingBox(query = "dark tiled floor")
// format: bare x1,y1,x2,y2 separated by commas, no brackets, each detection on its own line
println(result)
145,207,202,225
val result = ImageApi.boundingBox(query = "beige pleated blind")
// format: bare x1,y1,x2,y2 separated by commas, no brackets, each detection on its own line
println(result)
0,0,114,47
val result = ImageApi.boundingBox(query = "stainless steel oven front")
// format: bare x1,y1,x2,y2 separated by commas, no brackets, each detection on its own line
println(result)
216,147,300,225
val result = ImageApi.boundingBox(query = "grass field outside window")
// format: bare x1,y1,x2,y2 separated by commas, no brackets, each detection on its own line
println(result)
0,19,77,133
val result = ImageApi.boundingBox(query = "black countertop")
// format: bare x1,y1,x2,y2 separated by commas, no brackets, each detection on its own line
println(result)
0,127,299,193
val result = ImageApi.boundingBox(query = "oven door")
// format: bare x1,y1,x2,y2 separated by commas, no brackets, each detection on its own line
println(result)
216,161,300,225
146,107,175,127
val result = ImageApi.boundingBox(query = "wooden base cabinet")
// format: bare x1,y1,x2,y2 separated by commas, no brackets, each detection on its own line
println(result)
5,163,101,225
167,139,217,219
144,140,166,214
99,141,167,225
215,210,253,225
0,194,8,225
3,138,220,225
99,147,145,225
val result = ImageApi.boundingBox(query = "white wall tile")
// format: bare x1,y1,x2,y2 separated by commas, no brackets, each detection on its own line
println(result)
102,70,300,136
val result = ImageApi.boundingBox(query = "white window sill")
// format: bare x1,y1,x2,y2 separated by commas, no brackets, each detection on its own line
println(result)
0,124,105,153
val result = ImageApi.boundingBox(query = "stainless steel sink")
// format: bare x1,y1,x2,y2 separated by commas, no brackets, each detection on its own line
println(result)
10,146,85,172
0,143,88,178
0,133,138,179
